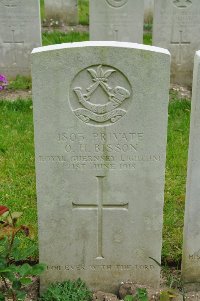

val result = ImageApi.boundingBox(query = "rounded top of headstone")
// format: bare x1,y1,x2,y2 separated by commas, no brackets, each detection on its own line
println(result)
172,0,192,9
32,41,170,56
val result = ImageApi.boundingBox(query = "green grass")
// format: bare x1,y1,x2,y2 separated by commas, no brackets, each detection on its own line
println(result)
163,96,191,266
0,100,37,240
0,95,191,265
42,32,151,46
79,0,89,25
42,31,89,46
8,75,32,91
144,23,153,32
143,33,152,45
40,0,45,21
40,279,92,301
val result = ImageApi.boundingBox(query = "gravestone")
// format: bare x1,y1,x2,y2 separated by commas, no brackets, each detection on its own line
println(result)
182,51,200,290
89,0,144,43
0,0,41,78
153,0,200,86
44,0,78,25
32,41,170,292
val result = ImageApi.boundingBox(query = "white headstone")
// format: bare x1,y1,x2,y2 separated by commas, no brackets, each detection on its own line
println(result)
32,41,170,292
44,0,78,25
153,0,200,86
182,50,200,289
89,0,144,43
0,0,41,78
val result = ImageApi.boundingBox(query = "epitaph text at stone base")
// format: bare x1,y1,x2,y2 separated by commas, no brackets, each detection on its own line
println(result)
32,42,170,292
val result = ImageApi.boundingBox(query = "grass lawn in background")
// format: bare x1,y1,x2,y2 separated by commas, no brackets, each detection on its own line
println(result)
0,100,37,238
42,31,89,45
79,0,89,25
42,32,152,46
40,0,45,21
163,98,190,265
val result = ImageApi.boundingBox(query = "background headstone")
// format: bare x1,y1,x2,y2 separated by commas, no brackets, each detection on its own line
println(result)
153,0,200,86
182,50,200,290
0,0,41,78
32,41,170,292
89,0,144,43
44,0,78,25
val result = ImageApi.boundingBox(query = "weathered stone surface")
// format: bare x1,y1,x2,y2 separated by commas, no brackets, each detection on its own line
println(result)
90,0,144,43
0,0,41,78
153,0,200,86
182,51,200,290
45,0,78,25
32,41,170,292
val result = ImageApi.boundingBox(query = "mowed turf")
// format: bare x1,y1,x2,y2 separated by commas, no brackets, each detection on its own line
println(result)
163,98,190,265
42,32,152,46
0,100,36,235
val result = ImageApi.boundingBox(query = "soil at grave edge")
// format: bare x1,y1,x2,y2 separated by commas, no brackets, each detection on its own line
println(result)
0,269,187,301
0,89,32,101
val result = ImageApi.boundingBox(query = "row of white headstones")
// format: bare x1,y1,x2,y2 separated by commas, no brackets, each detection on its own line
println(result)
44,0,154,24
1,0,200,87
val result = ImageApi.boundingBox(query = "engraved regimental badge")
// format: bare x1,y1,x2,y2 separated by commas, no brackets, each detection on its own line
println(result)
70,65,132,127
106,0,128,7
173,0,192,8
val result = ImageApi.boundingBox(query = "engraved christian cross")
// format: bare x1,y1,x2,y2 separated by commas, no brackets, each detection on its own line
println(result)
72,176,129,259
171,30,190,65
4,28,24,64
